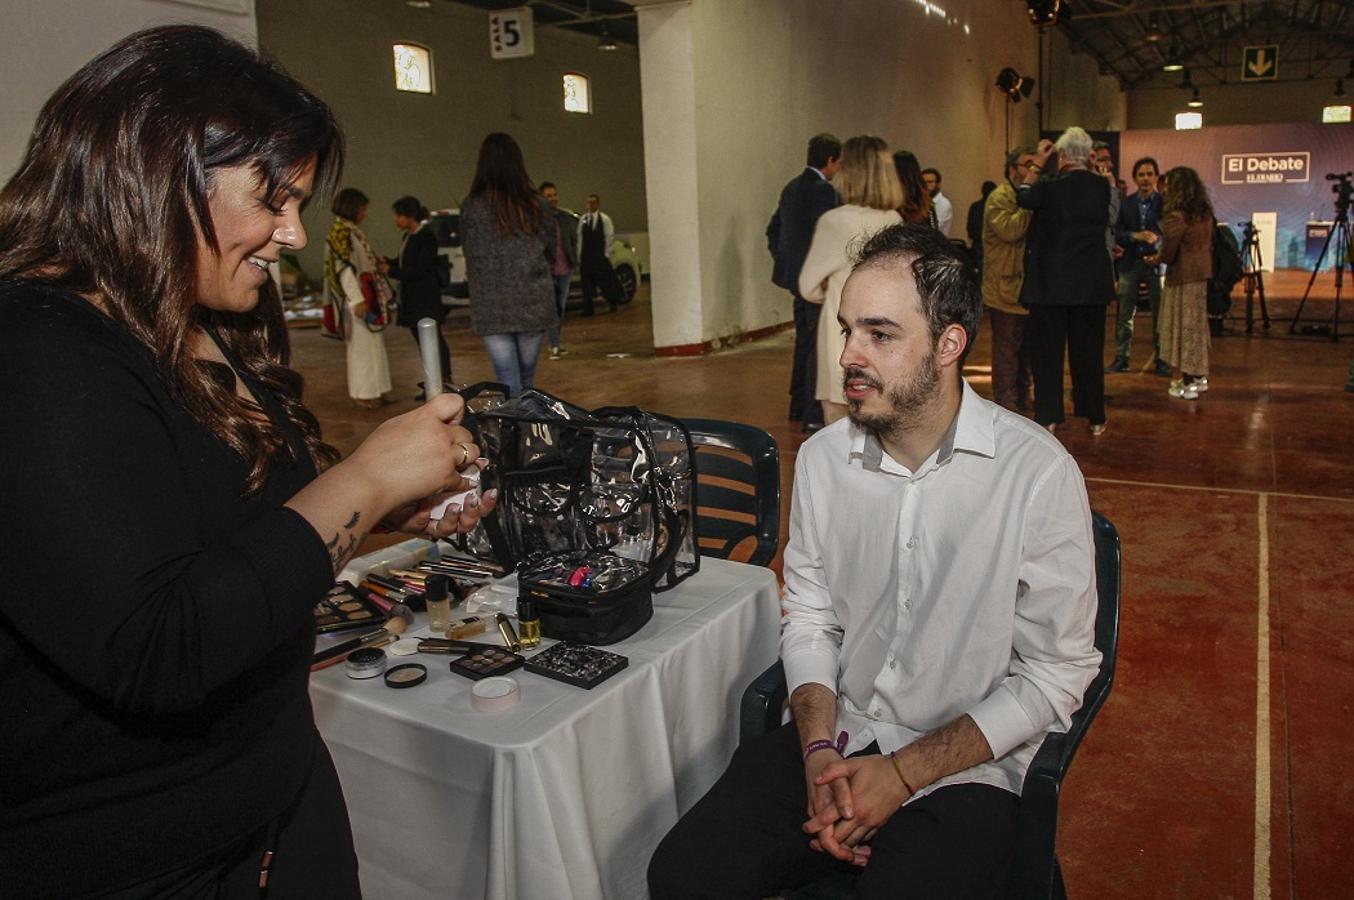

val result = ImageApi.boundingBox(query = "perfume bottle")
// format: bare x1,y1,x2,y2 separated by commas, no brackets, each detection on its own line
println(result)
424,574,452,634
517,595,542,649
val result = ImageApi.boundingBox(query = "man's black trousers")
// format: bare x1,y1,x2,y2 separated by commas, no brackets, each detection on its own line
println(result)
647,722,1019,900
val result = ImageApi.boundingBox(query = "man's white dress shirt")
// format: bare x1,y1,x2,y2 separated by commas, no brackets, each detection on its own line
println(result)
932,190,954,237
577,210,615,260
781,381,1101,802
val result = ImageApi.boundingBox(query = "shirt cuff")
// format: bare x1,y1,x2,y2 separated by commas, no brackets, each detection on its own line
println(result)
966,681,1042,761
781,642,840,701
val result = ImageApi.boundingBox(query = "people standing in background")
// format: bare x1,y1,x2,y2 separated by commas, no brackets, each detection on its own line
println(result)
1016,128,1115,435
1155,166,1215,401
577,193,626,316
922,167,953,236
966,180,997,271
767,132,842,434
460,133,558,396
1107,157,1166,375
384,195,449,398
799,135,903,426
982,149,1035,413
325,188,393,409
1091,142,1122,269
539,181,577,359
892,151,935,229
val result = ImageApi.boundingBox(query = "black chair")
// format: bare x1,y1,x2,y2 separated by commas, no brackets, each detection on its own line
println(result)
740,512,1121,899
678,418,781,567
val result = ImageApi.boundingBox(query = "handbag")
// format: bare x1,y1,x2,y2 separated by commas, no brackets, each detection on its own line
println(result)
475,389,700,644
359,271,395,332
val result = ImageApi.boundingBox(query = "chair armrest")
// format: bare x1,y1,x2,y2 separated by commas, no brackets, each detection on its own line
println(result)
739,660,787,745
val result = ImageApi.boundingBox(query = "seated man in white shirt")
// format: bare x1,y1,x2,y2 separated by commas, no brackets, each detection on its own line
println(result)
647,223,1102,899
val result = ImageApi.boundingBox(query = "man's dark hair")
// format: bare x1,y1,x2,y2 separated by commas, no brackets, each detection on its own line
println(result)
538,180,556,192
332,188,369,221
806,133,842,169
1132,156,1159,177
921,167,942,183
1092,140,1110,153
1004,146,1034,172
854,223,981,365
392,195,428,220
980,180,997,197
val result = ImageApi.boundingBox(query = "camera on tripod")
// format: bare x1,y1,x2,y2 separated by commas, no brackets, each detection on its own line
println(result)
1327,172,1353,212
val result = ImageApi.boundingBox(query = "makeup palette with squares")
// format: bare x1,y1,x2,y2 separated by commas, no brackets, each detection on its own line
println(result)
313,581,384,634
448,645,525,681
524,642,628,689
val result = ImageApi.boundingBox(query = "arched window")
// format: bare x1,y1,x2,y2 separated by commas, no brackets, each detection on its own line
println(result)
563,72,591,114
393,43,434,94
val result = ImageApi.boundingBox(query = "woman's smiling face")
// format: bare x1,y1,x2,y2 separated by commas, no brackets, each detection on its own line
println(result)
195,158,315,312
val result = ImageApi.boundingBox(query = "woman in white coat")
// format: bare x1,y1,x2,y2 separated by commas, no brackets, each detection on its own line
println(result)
799,135,903,424
324,187,393,408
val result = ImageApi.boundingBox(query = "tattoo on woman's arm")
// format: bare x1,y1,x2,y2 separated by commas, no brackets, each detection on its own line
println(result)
325,511,368,572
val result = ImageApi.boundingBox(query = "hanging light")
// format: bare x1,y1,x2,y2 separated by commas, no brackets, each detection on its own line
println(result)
1188,87,1204,108
1179,68,1194,89
1162,46,1184,72
1143,14,1165,43
597,24,618,52
1335,78,1347,98
406,0,432,7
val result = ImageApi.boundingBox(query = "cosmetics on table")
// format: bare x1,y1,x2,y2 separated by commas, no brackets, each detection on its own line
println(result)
424,574,453,634
314,582,384,634
383,663,427,689
516,596,542,650
449,646,525,681
470,676,520,712
345,647,388,679
446,615,488,640
495,613,521,653
524,642,629,689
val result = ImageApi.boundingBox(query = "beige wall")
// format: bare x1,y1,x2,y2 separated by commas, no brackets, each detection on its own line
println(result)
639,0,1125,349
1,0,257,184
1128,78,1347,130
257,0,647,278
1045,28,1129,133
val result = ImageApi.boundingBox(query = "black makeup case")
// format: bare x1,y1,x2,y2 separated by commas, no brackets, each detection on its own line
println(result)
475,390,700,645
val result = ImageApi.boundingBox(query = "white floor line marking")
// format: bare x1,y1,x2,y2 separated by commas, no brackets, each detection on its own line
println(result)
1255,493,1272,900
1085,475,1354,505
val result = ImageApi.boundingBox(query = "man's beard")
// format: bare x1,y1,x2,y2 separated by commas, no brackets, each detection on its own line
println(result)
844,349,940,438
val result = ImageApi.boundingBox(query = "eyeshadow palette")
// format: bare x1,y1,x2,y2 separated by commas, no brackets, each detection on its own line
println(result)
314,581,384,634
448,646,525,681
524,642,628,690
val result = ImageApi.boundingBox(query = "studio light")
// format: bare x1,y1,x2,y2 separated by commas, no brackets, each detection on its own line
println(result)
996,67,1036,102
1188,88,1204,108
1162,46,1184,73
1025,0,1062,27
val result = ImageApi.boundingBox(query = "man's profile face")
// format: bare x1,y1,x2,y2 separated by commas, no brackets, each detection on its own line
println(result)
822,156,841,180
922,172,940,197
542,186,559,208
838,262,941,436
1010,153,1035,183
586,195,600,214
1133,163,1158,193
1094,148,1114,177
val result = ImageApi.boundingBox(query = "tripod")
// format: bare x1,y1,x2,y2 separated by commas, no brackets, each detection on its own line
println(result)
1290,198,1351,341
1239,223,1269,334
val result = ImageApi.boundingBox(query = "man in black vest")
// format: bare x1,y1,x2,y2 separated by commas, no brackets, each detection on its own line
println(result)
577,193,625,316
767,133,841,432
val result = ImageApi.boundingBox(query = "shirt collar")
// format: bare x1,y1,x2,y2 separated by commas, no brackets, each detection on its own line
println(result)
808,166,829,181
847,380,996,475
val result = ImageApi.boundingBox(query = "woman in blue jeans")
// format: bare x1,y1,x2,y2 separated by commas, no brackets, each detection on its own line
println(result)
460,133,559,395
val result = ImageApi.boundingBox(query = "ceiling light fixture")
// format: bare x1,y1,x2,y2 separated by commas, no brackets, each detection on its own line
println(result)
597,24,618,51
1162,46,1184,73
1188,88,1203,108
1180,68,1194,89
1025,0,1062,27
1143,14,1165,43
406,0,431,8
1336,78,1347,98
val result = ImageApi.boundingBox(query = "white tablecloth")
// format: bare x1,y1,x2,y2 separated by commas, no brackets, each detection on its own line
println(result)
310,553,781,900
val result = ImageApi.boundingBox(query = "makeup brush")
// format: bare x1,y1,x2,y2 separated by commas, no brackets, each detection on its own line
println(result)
310,631,399,672
311,610,411,667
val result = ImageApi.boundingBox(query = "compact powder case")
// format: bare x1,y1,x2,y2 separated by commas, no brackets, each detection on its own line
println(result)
384,663,427,689
449,646,524,681
345,647,387,679
315,582,384,634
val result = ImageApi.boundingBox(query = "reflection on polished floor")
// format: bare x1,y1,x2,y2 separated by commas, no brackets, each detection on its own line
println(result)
293,270,1353,899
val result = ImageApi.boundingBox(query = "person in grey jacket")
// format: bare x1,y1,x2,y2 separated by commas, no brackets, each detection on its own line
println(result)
460,133,558,396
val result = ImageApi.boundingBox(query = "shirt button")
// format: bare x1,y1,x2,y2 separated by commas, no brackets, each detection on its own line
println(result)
889,658,898,670
904,600,913,611
906,537,916,549
871,707,882,718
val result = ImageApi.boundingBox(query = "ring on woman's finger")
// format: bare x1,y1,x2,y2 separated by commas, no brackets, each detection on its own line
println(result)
455,442,473,469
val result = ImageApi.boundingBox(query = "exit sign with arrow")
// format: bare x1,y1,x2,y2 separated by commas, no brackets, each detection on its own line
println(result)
1242,45,1278,81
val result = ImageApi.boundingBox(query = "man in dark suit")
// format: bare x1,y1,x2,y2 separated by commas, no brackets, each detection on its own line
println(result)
766,133,841,432
384,195,448,399
1107,157,1166,374
577,193,625,316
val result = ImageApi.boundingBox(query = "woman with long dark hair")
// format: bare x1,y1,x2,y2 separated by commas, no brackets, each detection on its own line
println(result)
892,150,935,228
325,186,393,407
0,27,494,897
385,194,450,397
1155,166,1215,400
460,132,559,395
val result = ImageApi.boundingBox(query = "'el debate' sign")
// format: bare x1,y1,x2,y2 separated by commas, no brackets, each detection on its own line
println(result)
1220,152,1310,185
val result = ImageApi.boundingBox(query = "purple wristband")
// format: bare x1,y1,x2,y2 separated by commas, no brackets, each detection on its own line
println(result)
802,730,849,763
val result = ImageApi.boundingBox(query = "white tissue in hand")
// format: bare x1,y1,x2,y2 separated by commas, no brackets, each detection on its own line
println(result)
429,467,480,522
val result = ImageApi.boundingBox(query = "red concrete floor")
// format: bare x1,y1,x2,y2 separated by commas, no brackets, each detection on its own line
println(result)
291,268,1354,898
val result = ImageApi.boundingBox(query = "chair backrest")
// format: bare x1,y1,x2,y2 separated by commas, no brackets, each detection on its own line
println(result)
677,418,780,568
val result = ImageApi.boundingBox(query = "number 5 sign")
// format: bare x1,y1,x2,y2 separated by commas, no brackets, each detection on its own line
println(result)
490,8,535,60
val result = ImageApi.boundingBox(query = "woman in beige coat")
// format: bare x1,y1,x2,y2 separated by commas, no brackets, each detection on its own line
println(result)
799,136,903,424
1155,166,1214,401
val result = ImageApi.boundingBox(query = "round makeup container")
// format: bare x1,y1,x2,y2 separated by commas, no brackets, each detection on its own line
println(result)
345,647,387,679
384,663,428,689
